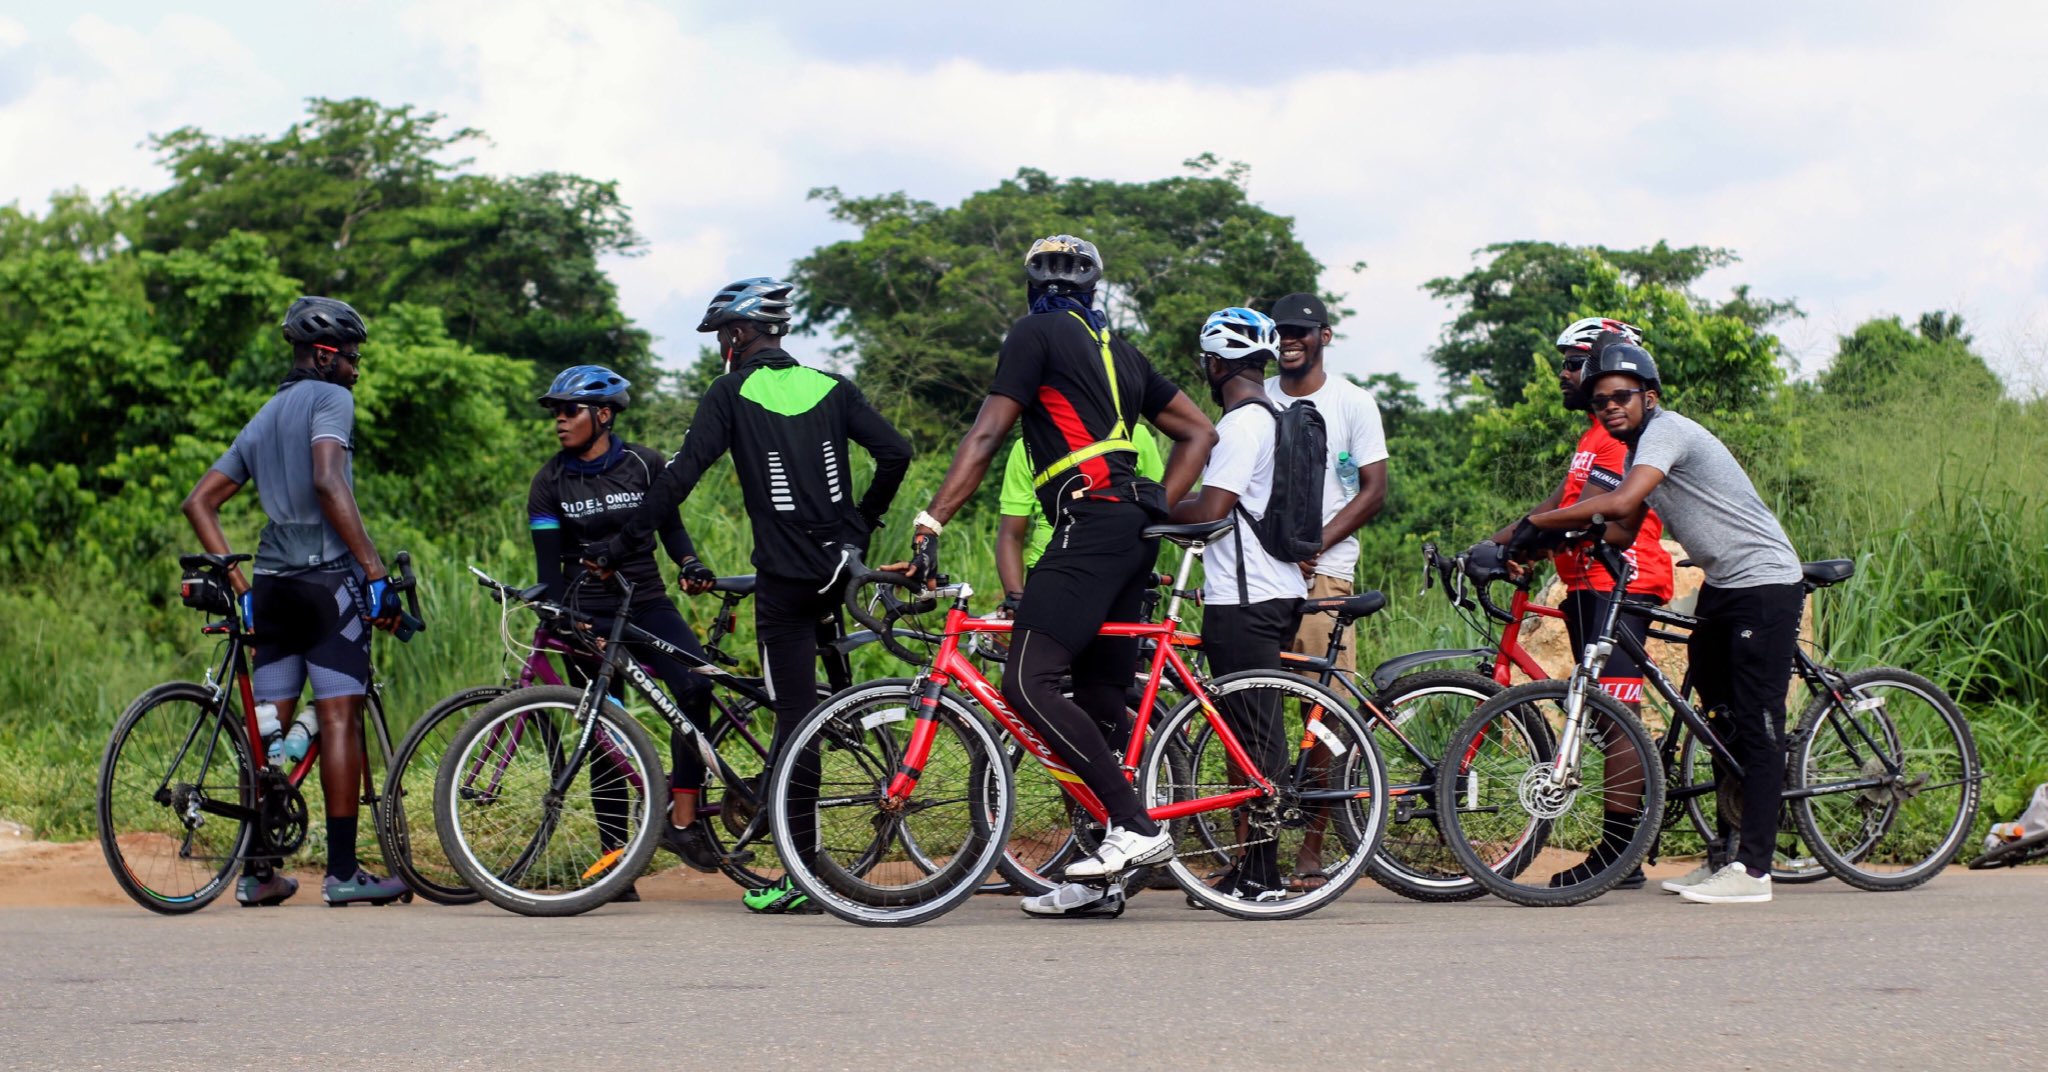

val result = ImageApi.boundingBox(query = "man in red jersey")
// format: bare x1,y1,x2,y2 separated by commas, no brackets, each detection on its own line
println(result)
1479,317,1674,889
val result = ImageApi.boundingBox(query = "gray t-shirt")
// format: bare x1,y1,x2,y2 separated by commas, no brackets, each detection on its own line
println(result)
1626,408,1801,588
212,379,358,575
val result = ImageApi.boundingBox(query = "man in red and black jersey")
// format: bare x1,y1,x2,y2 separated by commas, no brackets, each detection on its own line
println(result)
905,234,1217,915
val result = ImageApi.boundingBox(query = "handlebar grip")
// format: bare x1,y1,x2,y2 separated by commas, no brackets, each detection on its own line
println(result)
389,550,426,634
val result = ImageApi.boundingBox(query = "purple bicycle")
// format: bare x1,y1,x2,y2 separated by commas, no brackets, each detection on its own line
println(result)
379,567,873,904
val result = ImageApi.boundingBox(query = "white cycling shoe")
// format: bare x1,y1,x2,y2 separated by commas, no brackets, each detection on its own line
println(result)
1020,881,1127,919
1063,826,1173,879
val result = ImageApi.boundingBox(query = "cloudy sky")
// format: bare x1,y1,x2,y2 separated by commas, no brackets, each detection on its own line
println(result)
3,1,2044,394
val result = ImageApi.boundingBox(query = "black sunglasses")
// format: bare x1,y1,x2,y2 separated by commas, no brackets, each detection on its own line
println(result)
1560,356,1588,372
546,401,590,419
1588,388,1647,410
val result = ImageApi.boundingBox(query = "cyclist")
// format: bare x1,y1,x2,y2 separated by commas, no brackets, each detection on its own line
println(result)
1263,291,1388,888
1480,318,1676,890
899,234,1217,918
179,296,407,907
591,277,914,914
527,364,731,897
996,425,1164,607
1520,341,1805,904
1167,307,1306,902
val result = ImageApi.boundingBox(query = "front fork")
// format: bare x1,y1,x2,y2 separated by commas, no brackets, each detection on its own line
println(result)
1553,639,1614,781
883,675,947,804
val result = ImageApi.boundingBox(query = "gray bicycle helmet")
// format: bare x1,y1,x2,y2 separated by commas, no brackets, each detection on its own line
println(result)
697,277,794,335
280,296,367,347
1585,342,1661,399
1025,234,1104,293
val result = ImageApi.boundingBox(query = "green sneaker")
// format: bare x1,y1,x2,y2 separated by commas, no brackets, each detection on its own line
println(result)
742,878,821,915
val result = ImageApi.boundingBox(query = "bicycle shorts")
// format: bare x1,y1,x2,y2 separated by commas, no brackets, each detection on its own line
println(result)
1011,499,1160,658
250,566,370,702
1560,588,1658,704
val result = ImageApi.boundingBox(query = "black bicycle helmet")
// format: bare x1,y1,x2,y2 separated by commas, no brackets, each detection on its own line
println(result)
1025,234,1103,293
1585,342,1661,399
696,277,794,335
280,296,367,347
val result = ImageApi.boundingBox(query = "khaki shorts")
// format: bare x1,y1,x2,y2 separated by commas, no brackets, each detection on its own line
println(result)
1288,574,1357,672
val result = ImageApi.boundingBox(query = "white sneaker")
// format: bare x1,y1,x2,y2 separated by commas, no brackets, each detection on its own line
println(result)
1020,881,1125,918
1677,862,1772,904
1660,861,1716,894
1063,826,1173,879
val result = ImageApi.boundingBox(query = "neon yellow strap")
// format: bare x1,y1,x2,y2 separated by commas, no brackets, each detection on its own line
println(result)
1030,311,1137,488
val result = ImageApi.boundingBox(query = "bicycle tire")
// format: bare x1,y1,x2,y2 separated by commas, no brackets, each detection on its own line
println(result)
1789,667,1979,892
1969,828,2048,870
435,686,663,916
771,679,1010,926
1672,721,1828,884
1146,671,1388,920
1438,680,1664,907
700,682,840,891
1361,669,1505,903
379,685,509,905
97,682,255,914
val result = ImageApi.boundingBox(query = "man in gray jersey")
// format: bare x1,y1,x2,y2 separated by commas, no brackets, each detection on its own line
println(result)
1520,342,1803,905
181,296,406,908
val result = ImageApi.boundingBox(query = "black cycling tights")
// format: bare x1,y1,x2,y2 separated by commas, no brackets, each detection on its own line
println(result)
1002,629,1159,836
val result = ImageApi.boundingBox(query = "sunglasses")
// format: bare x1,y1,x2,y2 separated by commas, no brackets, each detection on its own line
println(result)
1588,388,1647,411
547,401,590,419
1276,324,1318,340
311,343,362,362
1560,356,1588,372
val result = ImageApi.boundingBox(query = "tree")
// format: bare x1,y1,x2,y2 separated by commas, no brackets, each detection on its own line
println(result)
1821,313,2002,410
791,156,1332,447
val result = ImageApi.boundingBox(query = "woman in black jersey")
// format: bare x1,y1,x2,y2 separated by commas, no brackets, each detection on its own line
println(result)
527,365,727,882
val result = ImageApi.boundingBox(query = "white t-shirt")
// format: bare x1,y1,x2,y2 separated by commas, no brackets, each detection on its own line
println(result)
1200,403,1310,606
1264,374,1388,582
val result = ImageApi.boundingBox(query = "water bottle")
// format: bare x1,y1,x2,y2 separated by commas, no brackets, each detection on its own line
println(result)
256,702,284,765
1335,451,1361,500
283,710,318,762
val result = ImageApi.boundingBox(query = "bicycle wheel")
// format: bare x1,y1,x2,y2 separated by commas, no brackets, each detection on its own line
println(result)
1363,670,1504,903
700,683,840,890
1144,671,1389,920
771,679,1009,926
1789,668,1979,891
379,685,508,905
1673,721,1827,883
97,682,255,914
435,686,662,916
1439,680,1664,907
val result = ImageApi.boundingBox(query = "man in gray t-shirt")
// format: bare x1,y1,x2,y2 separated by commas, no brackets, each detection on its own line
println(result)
1520,342,1805,907
180,296,406,908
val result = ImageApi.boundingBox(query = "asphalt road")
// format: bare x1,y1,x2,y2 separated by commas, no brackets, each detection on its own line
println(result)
5,869,2043,1071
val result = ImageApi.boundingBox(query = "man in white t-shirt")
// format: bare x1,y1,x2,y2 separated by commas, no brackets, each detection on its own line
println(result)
1264,292,1388,674
1170,307,1306,900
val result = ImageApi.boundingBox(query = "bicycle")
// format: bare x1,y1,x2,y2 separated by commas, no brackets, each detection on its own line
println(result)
432,569,898,916
96,551,426,913
1437,528,1982,906
766,520,1392,926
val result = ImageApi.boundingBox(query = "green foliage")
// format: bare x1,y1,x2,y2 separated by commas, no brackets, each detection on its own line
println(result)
1820,313,2003,410
792,155,1329,448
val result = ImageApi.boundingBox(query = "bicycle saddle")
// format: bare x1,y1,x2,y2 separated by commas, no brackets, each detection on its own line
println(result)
712,575,757,596
1302,590,1387,621
1800,559,1855,588
179,551,252,571
1141,518,1234,544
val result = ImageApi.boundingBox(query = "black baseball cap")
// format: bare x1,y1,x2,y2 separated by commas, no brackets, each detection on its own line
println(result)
1271,293,1331,329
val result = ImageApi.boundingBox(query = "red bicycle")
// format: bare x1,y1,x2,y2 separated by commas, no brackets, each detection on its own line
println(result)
765,519,1391,926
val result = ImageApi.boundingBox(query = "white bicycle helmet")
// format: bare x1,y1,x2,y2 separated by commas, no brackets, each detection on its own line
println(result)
1199,307,1280,364
1556,317,1643,354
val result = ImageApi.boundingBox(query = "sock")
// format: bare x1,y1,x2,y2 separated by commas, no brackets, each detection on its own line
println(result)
1744,864,1769,880
327,815,359,880
1599,810,1635,855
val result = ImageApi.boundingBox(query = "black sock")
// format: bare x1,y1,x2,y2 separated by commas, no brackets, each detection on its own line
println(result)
1599,811,1636,856
327,815,359,880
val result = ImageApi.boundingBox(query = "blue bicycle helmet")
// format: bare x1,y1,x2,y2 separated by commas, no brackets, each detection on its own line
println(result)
1199,307,1280,365
538,364,632,409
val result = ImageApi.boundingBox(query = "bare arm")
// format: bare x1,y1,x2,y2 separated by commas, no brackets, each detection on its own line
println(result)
181,471,251,596
995,513,1031,596
1530,465,1664,546
312,438,387,580
1322,458,1387,552
1169,485,1240,524
923,395,1024,526
1148,392,1218,506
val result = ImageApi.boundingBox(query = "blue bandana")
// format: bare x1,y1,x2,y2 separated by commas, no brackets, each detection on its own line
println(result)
1030,288,1106,331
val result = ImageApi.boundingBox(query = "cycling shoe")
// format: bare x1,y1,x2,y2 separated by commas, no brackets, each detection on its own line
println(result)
236,872,299,907
322,868,411,907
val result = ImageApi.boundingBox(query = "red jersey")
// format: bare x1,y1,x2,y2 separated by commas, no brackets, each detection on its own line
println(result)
1554,417,1675,601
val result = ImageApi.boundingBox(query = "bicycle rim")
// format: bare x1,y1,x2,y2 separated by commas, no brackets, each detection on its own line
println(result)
1791,668,1979,890
1440,681,1663,907
1149,671,1388,920
1674,722,1827,883
381,686,507,905
98,684,254,913
702,691,786,889
1364,671,1500,902
437,689,660,914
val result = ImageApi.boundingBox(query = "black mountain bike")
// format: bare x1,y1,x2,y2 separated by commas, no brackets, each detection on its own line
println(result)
96,551,425,913
1438,529,1982,906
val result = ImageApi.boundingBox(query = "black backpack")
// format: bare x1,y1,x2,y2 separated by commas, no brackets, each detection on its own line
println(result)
1224,396,1327,578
